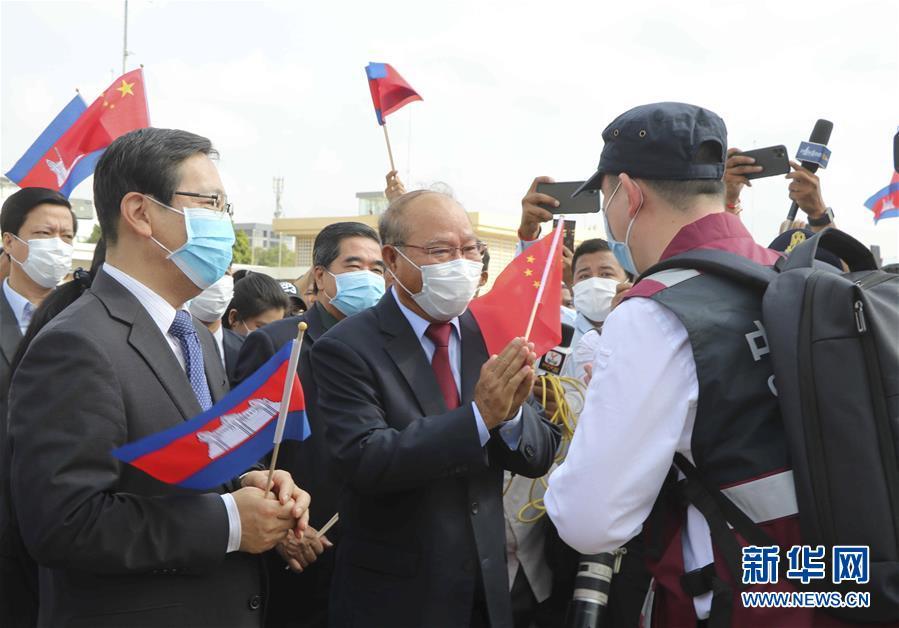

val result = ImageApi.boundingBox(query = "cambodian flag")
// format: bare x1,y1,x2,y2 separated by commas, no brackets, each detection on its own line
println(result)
5,68,149,197
865,172,899,223
113,341,310,490
365,62,422,125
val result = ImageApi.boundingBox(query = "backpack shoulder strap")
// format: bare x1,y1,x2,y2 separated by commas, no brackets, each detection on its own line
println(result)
638,248,778,291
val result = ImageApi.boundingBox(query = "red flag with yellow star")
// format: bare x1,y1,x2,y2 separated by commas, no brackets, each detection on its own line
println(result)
11,68,149,195
469,225,563,358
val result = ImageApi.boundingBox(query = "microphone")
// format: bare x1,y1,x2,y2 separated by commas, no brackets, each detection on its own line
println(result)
786,119,833,221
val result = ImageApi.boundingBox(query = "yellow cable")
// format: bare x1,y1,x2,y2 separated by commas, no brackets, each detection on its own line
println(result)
513,373,586,523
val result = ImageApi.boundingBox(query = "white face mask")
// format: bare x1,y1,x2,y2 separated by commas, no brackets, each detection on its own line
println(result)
9,235,74,288
188,274,234,323
573,277,619,324
392,248,483,321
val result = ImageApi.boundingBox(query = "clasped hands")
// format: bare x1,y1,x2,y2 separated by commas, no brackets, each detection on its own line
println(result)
475,337,537,430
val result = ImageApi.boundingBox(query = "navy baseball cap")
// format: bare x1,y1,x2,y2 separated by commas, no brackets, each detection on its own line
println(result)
573,102,728,197
768,228,843,270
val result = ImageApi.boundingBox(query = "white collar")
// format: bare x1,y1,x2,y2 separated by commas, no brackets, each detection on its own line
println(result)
102,263,187,339
390,286,460,342
2,278,32,328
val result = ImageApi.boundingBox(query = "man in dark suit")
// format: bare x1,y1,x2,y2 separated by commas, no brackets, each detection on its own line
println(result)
234,221,385,628
311,190,561,628
0,187,77,627
7,128,310,627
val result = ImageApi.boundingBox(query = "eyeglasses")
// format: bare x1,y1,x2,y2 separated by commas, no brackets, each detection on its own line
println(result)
174,191,233,217
396,241,486,263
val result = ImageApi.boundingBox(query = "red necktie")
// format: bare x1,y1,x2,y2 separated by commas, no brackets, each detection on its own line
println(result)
425,322,460,410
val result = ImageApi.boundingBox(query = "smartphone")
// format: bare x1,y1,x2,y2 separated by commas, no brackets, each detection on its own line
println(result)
553,218,576,252
536,181,600,214
737,145,790,180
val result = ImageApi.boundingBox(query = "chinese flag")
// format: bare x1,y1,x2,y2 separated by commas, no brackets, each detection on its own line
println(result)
365,62,422,125
469,226,563,358
16,68,149,192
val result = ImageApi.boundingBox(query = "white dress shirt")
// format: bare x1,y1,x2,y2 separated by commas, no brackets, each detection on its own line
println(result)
544,296,716,619
391,288,522,448
102,264,242,554
3,278,34,334
212,325,226,370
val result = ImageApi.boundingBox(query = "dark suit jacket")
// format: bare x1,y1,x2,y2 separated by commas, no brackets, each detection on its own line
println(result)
223,327,245,387
0,285,34,627
7,271,263,628
234,303,334,628
310,293,561,628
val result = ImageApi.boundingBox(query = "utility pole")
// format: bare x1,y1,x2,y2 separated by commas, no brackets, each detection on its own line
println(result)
273,176,284,266
122,1,130,74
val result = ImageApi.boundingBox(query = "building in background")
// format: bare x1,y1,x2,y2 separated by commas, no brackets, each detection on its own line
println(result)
273,190,606,292
233,222,297,265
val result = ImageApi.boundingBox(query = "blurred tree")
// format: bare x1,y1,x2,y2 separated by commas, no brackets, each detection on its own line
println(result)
232,230,251,264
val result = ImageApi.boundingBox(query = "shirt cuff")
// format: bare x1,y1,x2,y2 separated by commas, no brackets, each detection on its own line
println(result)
472,401,491,447
221,493,242,553
471,402,524,449
499,408,523,449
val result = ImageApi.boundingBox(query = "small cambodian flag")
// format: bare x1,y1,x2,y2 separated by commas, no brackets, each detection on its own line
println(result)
365,62,422,125
5,68,149,197
864,172,899,223
113,341,309,489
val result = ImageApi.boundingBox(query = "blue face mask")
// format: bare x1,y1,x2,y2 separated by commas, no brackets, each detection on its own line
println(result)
146,196,235,290
602,181,640,276
326,269,385,316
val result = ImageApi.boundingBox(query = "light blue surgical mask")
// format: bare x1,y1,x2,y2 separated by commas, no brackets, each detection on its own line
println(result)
602,180,641,276
145,195,235,290
326,269,386,316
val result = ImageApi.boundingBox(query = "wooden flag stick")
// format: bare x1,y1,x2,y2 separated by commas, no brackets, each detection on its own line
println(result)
382,123,396,172
266,321,308,493
316,512,339,539
524,217,566,340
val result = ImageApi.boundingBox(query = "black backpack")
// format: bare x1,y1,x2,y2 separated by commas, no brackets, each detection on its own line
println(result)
641,228,899,623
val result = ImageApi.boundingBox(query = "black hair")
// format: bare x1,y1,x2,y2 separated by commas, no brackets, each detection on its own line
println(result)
93,128,217,245
481,247,490,274
223,271,289,328
10,239,106,374
1,187,78,238
642,142,725,208
572,238,612,276
313,221,381,268
232,269,249,283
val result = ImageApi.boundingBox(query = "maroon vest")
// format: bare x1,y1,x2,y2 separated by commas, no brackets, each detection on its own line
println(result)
628,214,851,628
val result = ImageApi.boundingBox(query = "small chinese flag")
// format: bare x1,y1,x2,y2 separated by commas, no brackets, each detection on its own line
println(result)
469,226,563,358
7,68,149,195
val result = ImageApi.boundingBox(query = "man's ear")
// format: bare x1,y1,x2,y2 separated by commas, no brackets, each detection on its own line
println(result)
618,173,645,219
1,232,13,251
119,192,153,239
381,244,399,275
312,266,326,293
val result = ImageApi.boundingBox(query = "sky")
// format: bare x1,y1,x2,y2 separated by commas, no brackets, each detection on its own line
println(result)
2,0,898,260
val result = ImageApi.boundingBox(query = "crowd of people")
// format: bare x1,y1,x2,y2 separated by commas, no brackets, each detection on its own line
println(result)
0,101,895,628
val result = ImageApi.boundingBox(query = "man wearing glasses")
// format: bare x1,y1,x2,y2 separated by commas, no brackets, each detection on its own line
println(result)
8,128,310,627
310,190,561,628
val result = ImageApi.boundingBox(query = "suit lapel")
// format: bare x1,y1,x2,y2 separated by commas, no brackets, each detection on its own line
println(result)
0,288,23,366
377,293,447,417
195,319,228,403
92,271,203,420
459,310,488,405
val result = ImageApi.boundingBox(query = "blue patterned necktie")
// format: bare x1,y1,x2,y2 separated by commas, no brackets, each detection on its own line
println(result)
168,310,213,412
